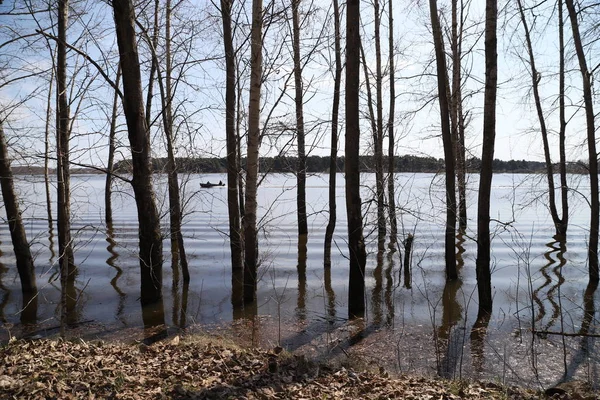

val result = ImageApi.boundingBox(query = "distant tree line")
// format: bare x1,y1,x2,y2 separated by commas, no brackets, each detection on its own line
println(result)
110,155,589,175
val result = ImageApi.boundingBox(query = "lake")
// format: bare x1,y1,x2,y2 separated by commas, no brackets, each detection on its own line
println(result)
0,172,598,389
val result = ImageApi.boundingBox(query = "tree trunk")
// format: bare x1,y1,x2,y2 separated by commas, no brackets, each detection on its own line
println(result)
161,0,189,283
0,122,37,295
346,0,367,319
558,0,569,240
451,0,467,231
56,0,76,334
57,0,74,272
565,0,598,282
243,0,263,303
373,0,386,249
292,0,308,238
475,0,497,318
105,65,121,227
145,0,160,130
220,0,244,300
112,0,163,306
516,0,567,238
387,0,398,246
429,0,457,280
44,61,54,237
324,0,342,268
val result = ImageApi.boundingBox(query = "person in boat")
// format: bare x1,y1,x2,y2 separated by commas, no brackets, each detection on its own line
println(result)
219,180,223,185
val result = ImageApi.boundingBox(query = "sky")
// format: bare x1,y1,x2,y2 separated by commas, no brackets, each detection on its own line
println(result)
0,0,597,168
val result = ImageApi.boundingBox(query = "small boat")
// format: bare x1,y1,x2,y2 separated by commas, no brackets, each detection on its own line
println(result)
200,181,225,188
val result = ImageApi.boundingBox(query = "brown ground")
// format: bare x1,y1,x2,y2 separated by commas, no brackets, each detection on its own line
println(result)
0,332,574,400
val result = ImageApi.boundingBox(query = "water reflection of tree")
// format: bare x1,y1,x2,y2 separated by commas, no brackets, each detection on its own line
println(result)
0,255,10,324
533,240,566,332
437,279,463,378
470,314,490,376
296,234,308,322
437,232,465,379
561,280,598,382
324,265,336,323
372,249,384,325
384,249,395,327
106,225,126,322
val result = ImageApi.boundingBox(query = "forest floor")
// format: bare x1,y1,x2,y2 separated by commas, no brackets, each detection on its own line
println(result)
1,328,596,399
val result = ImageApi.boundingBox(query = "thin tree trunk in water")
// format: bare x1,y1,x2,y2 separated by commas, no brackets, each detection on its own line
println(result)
516,0,567,238
56,0,75,335
44,63,54,235
451,0,467,231
475,0,497,318
292,0,308,237
105,65,121,227
112,0,163,306
346,0,367,319
429,0,457,280
324,0,341,269
0,122,37,295
387,0,398,246
565,0,598,282
221,0,243,298
557,0,569,240
161,0,189,283
236,74,245,217
244,0,263,303
373,0,385,249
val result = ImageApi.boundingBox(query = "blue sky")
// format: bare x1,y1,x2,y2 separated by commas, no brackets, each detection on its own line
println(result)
0,0,596,168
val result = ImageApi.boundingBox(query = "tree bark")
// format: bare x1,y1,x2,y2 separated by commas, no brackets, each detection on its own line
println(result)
243,0,263,303
44,60,54,237
324,0,342,268
475,0,497,318
112,0,164,306
387,0,398,246
451,0,467,231
292,0,308,237
105,65,121,227
220,0,244,305
160,0,190,283
429,0,457,280
0,122,37,295
373,0,386,249
558,0,569,241
565,0,598,282
516,0,567,238
346,0,367,319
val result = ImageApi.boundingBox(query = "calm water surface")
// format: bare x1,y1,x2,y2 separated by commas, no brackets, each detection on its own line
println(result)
0,172,598,388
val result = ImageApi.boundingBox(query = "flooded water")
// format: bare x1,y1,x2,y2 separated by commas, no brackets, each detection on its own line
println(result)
0,172,598,389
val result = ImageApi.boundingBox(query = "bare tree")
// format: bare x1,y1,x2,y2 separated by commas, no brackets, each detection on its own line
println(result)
105,65,121,227
220,0,244,305
346,0,367,319
56,0,76,333
112,0,164,306
516,0,568,238
387,0,398,246
373,0,386,248
475,0,497,318
565,0,598,282
157,0,190,283
292,0,308,238
324,0,342,268
450,0,468,231
0,120,37,296
429,0,457,280
243,0,264,303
